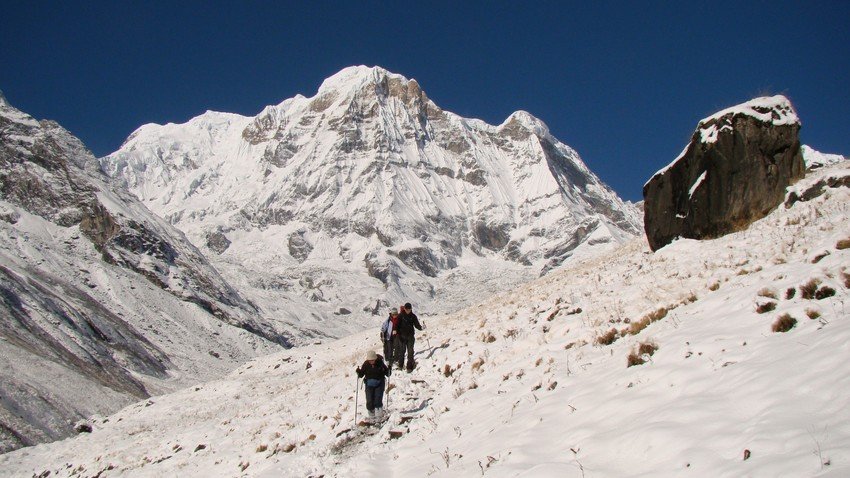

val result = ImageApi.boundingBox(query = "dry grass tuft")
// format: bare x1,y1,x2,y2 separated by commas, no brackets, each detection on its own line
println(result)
844,272,850,289
836,238,850,250
800,278,821,299
785,287,796,300
256,444,268,453
805,308,821,320
596,328,619,346
815,286,836,300
471,357,485,372
443,364,455,377
627,341,658,368
757,288,778,299
772,314,797,333
708,281,721,291
756,301,777,314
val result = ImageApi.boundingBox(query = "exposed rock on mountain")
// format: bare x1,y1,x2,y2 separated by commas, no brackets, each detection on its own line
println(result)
643,96,805,251
101,66,642,331
0,97,284,452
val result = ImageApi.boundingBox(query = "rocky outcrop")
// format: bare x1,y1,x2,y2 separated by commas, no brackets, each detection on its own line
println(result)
643,96,805,251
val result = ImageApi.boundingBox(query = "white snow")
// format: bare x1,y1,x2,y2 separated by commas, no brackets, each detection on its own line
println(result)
3,161,848,477
689,170,708,198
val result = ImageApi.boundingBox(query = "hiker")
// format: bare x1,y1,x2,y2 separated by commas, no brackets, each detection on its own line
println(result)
380,308,399,368
395,302,423,372
355,350,391,418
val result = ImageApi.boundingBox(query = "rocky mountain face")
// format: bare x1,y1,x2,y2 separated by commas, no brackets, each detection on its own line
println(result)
643,96,805,251
0,95,284,452
101,66,642,334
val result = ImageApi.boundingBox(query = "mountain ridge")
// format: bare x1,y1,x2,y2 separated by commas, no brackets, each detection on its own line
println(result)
100,66,642,337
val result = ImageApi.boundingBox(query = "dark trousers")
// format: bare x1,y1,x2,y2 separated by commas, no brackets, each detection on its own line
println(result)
395,335,416,370
364,381,385,411
383,339,394,368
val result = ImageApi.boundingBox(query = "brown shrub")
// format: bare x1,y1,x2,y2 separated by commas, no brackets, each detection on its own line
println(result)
628,318,651,335
844,273,850,289
805,308,821,320
785,287,796,300
800,279,821,299
637,342,659,356
626,353,645,367
443,364,455,377
815,286,836,300
756,301,777,314
596,328,619,345
708,281,721,291
256,444,268,453
836,238,850,250
627,342,658,367
772,314,797,333
757,288,778,299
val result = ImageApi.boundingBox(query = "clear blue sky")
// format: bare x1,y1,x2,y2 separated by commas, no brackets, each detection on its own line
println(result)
2,1,847,201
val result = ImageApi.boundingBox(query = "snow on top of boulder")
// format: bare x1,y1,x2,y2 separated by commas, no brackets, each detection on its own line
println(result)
646,96,800,186
699,95,799,144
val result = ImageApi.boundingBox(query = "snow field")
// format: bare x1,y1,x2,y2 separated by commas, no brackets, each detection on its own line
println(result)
2,162,849,477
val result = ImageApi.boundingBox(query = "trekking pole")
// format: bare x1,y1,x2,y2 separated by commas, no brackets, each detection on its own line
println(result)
354,376,360,426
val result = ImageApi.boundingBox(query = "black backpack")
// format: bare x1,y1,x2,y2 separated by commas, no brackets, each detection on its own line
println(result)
396,313,414,337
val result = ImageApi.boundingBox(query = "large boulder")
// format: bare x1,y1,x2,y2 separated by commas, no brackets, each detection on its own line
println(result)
643,96,805,251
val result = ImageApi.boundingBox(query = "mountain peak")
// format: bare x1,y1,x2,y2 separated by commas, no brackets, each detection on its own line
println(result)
500,110,551,138
317,65,413,95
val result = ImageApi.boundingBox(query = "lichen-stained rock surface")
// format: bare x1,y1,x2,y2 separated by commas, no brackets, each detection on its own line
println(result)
643,96,805,251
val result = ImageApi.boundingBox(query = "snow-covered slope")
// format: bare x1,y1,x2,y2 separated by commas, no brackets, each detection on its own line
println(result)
0,96,284,452
100,66,641,340
5,159,847,476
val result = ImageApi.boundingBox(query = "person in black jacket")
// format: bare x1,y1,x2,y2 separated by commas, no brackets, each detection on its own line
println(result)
355,350,390,418
395,302,423,372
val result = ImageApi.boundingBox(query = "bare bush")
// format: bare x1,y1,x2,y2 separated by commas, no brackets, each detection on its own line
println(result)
595,328,619,345
815,286,836,300
785,287,796,300
806,308,821,320
756,301,777,314
627,342,658,368
256,444,268,453
800,279,821,299
772,314,797,333
757,288,778,299
709,281,721,291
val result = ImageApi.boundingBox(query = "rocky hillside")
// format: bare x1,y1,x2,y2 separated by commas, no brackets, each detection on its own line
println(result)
0,94,284,452
100,66,642,338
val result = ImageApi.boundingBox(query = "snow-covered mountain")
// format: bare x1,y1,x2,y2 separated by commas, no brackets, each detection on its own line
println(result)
0,94,285,452
3,156,847,477
100,66,641,339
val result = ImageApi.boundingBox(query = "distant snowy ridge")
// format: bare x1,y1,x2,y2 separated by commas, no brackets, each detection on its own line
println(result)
101,65,642,341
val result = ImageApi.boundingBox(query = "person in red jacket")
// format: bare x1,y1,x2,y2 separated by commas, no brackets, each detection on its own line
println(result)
380,308,399,369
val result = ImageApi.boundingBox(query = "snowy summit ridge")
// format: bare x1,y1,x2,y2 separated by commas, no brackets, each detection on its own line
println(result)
101,65,642,340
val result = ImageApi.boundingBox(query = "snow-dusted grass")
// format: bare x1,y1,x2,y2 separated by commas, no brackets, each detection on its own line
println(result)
2,164,849,477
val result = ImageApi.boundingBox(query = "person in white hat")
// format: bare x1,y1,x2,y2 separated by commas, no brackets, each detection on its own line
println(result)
355,350,390,418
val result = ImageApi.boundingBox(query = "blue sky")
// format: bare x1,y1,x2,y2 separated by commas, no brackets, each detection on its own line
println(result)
2,1,847,201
